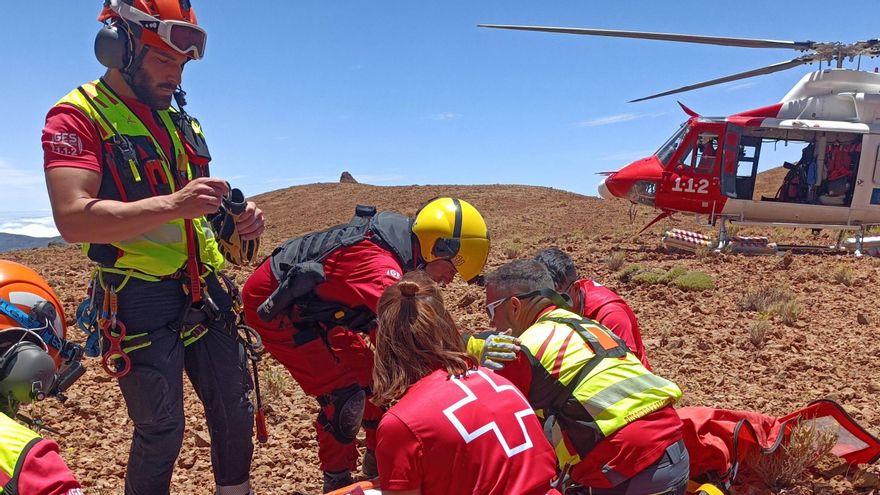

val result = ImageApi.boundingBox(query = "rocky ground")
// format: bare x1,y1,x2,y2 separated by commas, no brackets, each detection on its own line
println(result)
5,181,880,494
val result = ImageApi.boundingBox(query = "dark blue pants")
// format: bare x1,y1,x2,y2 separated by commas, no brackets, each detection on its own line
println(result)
97,273,254,495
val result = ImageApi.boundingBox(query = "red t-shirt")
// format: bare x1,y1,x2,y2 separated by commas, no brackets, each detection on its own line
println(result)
376,368,560,495
574,279,651,370
17,437,83,495
43,84,174,174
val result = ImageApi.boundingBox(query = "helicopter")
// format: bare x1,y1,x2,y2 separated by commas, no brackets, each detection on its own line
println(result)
480,24,880,251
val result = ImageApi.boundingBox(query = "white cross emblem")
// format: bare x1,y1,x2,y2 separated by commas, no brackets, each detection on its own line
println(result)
443,369,536,458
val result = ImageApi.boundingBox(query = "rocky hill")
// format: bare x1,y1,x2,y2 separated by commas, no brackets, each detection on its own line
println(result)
3,182,879,494
0,232,64,253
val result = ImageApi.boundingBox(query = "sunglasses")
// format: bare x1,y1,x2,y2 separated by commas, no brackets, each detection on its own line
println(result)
485,296,511,320
485,288,567,320
110,0,207,59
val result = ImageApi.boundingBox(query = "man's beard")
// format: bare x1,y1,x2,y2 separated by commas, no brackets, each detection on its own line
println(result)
129,69,175,110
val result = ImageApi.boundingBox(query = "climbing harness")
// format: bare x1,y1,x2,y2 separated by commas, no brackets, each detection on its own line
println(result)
218,272,268,443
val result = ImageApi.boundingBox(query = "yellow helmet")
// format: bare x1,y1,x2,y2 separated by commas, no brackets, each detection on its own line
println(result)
413,198,490,282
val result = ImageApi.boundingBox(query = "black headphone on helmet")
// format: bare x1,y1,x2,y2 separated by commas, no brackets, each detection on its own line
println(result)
95,18,135,70
0,329,56,414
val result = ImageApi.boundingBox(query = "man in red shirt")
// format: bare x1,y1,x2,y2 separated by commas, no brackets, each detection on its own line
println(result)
534,247,650,369
41,2,263,494
478,260,689,495
241,198,490,492
372,272,559,495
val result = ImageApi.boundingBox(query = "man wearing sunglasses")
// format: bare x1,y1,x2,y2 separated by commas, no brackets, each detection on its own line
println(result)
474,260,689,495
41,2,262,494
534,247,651,369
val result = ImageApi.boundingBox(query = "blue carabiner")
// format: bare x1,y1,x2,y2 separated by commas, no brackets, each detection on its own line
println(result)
75,298,102,358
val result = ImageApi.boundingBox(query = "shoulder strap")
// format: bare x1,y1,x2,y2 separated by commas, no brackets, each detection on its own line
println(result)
75,85,128,146
543,316,628,412
366,212,417,270
259,206,382,322
75,85,141,177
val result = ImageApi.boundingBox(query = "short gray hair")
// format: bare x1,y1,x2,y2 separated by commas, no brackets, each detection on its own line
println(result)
485,259,555,297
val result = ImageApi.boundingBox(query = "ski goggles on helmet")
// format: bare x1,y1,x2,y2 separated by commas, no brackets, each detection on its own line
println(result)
107,0,207,59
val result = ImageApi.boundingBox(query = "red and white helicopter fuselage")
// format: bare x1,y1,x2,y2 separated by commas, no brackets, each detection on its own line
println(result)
599,69,880,229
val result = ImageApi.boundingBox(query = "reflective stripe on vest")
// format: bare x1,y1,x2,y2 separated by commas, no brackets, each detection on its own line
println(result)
54,80,224,276
0,413,41,493
525,308,682,466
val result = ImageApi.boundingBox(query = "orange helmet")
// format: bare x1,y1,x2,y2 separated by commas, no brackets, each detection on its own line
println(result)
0,261,67,368
98,0,206,60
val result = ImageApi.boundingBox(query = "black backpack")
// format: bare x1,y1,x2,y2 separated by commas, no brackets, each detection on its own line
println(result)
256,205,417,328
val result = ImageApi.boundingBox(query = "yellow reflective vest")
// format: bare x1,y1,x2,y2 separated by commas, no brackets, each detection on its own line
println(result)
0,413,41,493
471,308,682,468
54,80,224,278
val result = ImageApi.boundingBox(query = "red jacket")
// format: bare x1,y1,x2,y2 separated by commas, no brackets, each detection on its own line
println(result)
572,279,651,369
8,437,83,495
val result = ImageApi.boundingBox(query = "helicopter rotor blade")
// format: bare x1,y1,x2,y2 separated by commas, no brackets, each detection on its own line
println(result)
630,55,818,103
478,24,816,51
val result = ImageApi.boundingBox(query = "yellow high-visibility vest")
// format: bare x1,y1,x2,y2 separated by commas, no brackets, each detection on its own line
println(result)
0,412,42,493
54,80,224,277
469,308,682,468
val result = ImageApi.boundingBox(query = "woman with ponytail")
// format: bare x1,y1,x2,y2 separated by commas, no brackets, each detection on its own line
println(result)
372,271,560,495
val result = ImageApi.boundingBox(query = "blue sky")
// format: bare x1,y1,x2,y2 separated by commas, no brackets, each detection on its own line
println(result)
2,0,879,236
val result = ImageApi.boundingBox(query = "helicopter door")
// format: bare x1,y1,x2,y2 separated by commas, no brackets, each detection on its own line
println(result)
721,124,745,198
657,123,724,214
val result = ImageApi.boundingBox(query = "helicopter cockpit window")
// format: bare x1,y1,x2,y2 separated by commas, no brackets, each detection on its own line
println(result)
678,133,719,174
656,123,688,166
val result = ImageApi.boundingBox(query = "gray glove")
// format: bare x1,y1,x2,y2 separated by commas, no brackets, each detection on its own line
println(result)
480,333,522,371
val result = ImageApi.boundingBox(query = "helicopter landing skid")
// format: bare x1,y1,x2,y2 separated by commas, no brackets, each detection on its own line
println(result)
716,218,880,256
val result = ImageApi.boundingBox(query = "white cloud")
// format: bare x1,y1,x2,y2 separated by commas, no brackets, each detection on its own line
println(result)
430,112,462,121
0,215,59,238
0,158,52,213
575,112,664,128
0,158,44,188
